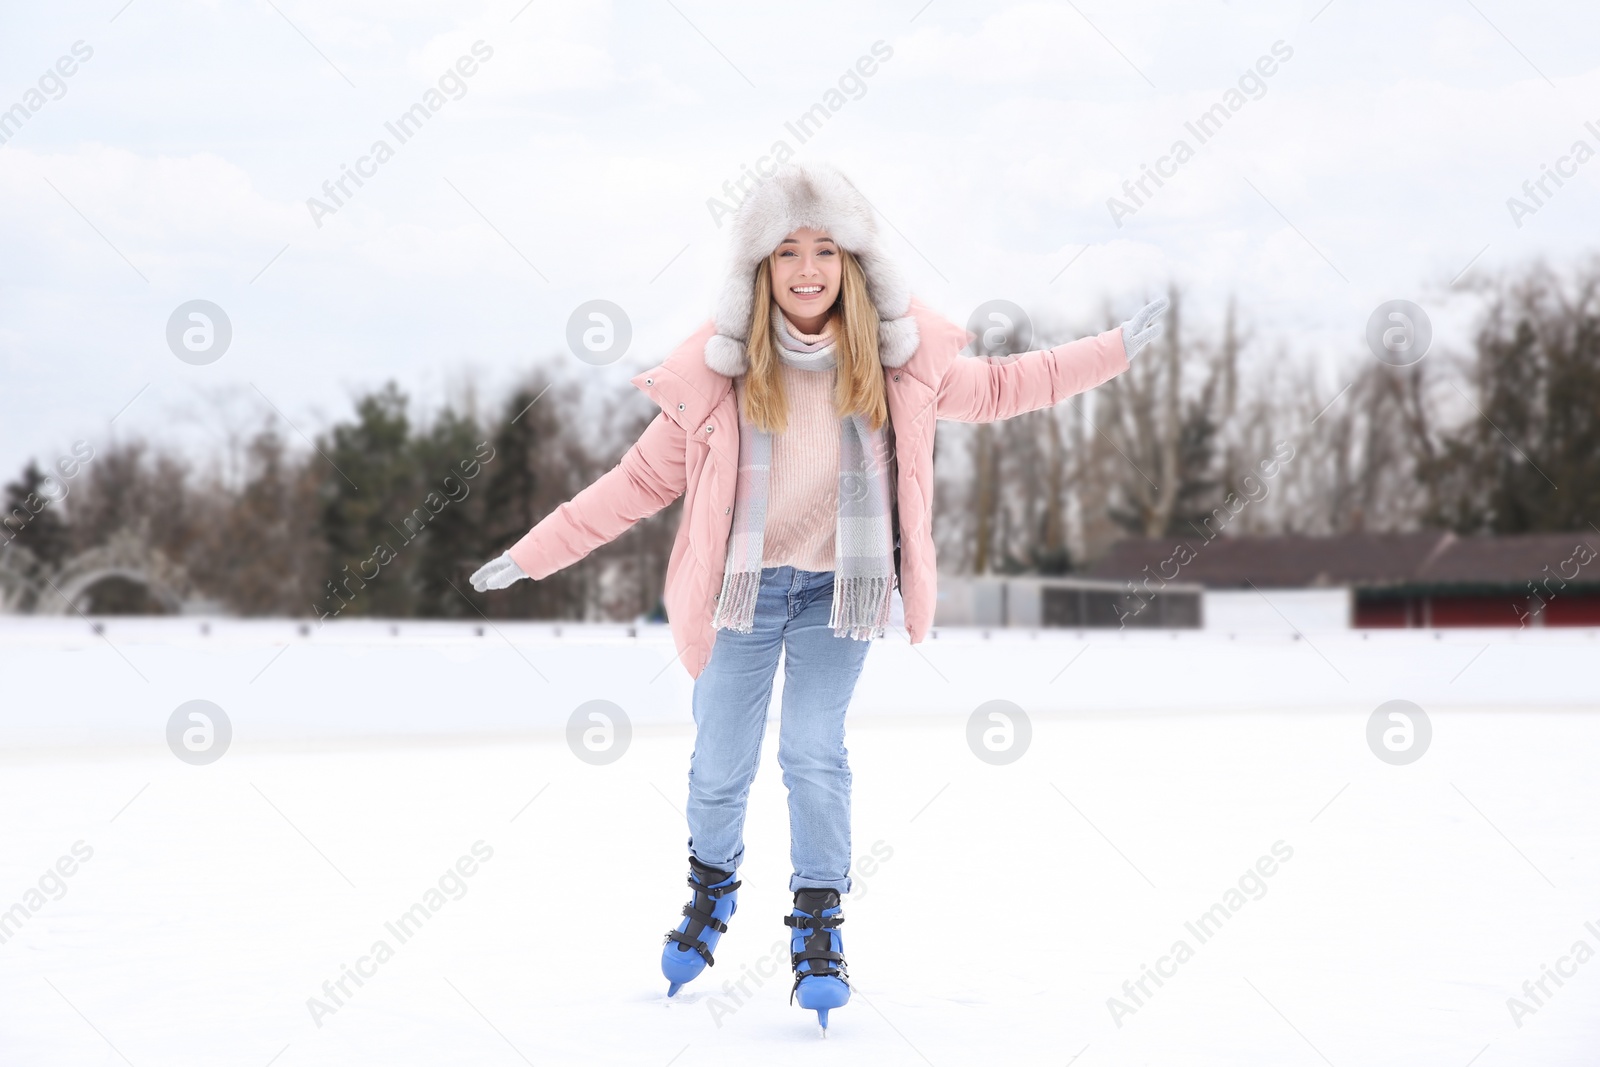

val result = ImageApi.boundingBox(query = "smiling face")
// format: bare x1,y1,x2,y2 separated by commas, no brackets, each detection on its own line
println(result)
769,227,841,334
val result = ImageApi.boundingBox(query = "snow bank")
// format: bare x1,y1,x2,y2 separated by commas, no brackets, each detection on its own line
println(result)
0,616,1594,749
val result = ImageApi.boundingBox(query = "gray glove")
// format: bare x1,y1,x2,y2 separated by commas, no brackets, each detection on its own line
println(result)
470,551,530,592
1120,296,1170,361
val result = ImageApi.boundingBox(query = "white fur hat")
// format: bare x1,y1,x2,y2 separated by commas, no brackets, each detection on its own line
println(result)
704,161,920,376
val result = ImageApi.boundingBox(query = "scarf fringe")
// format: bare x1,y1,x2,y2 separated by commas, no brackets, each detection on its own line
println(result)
715,570,895,639
712,567,763,634
828,573,895,641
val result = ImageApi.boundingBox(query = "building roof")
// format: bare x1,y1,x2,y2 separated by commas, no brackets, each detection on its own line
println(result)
1087,531,1600,590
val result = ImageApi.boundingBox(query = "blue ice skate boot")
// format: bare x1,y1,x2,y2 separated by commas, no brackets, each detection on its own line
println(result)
661,856,740,997
786,888,850,1032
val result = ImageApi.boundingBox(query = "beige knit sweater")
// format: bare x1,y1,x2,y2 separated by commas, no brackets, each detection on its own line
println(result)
745,316,842,571
762,359,841,570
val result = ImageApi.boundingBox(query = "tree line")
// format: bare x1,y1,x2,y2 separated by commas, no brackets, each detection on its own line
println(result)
939,258,1600,574
3,258,1597,617
0,372,673,619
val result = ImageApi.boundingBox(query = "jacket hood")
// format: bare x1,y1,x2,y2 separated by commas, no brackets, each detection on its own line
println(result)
705,161,920,378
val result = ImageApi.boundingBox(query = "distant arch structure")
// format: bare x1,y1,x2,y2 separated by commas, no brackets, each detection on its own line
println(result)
34,533,192,616
45,566,185,615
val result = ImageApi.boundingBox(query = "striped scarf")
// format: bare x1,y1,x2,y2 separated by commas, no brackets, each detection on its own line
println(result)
712,307,896,640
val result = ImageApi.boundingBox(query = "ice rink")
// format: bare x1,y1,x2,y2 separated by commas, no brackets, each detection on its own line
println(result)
2,619,1597,1065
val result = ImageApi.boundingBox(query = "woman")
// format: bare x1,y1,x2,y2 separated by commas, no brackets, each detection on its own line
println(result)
471,162,1167,1030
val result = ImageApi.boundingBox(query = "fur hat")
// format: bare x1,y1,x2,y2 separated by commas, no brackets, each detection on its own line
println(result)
705,161,920,377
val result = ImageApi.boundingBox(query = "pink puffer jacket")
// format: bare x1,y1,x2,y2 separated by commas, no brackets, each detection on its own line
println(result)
508,298,1128,678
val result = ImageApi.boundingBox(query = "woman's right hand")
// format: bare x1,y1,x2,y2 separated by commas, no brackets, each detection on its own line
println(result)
470,551,530,592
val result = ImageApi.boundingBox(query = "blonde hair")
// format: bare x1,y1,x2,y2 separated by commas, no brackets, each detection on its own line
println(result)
740,248,887,434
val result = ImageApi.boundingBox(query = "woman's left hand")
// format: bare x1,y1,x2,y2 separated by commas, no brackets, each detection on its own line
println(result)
1120,296,1170,362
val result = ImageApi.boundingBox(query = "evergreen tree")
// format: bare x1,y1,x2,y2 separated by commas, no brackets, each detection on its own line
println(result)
1425,262,1600,532
1164,386,1226,539
2,461,72,572
482,387,543,557
412,408,489,618
316,383,418,617
478,379,592,620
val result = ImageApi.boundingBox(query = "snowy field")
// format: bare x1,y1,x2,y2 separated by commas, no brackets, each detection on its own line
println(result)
2,617,1598,1065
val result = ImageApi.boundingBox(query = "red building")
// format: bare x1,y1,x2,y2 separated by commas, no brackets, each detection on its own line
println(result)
1089,531,1600,628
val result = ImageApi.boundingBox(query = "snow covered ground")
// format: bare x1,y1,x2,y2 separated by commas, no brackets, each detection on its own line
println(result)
2,618,1597,1065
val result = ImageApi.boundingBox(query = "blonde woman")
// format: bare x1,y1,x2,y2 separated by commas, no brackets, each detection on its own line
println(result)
472,162,1167,1030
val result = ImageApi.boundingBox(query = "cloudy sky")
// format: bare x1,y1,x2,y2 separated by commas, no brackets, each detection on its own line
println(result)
2,0,1596,477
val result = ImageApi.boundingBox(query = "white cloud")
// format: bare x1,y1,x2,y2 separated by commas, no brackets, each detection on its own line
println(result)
1,0,1598,475
894,4,1140,87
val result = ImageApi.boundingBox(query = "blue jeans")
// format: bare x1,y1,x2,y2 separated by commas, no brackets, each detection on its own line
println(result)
686,565,873,894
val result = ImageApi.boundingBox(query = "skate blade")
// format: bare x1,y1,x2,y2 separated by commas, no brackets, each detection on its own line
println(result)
816,1008,829,1033
666,981,683,998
